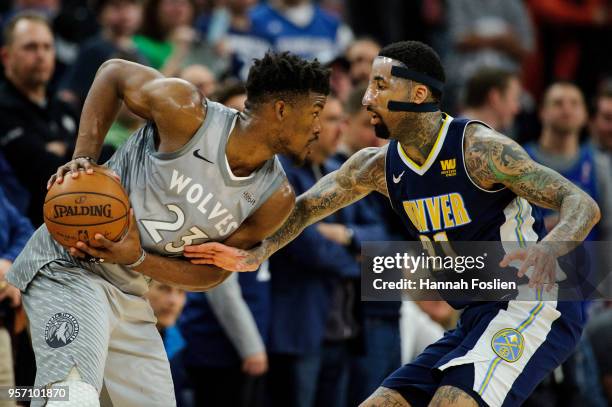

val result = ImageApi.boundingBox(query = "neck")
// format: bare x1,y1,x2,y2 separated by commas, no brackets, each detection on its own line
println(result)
7,74,46,104
462,107,499,130
225,112,275,176
539,128,579,157
396,111,444,165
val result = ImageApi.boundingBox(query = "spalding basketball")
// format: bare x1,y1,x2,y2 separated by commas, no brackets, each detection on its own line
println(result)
43,169,130,249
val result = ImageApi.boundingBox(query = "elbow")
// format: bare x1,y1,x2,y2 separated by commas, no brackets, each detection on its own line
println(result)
97,58,125,77
590,198,601,226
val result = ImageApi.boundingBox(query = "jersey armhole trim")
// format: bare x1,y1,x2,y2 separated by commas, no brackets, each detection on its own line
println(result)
461,120,507,194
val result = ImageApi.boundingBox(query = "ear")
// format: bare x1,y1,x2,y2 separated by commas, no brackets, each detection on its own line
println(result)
413,84,430,104
274,100,289,121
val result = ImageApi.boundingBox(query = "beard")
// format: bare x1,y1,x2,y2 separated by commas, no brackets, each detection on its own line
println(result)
374,120,391,139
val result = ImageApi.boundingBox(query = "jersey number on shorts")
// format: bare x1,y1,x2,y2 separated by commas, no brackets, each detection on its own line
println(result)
141,204,208,253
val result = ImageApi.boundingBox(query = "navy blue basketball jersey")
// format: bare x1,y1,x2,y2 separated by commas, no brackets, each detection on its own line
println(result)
385,115,545,244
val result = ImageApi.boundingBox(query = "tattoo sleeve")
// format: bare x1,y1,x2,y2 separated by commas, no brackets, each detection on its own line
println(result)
255,146,388,261
464,124,601,253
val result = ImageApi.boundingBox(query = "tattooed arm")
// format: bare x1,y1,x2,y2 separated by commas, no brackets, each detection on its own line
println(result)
184,146,388,271
464,123,601,289
464,123,600,246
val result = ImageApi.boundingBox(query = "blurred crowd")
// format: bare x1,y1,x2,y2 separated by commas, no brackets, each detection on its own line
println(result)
0,1,611,406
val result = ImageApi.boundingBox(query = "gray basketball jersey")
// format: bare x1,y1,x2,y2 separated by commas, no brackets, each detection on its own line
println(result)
8,101,286,295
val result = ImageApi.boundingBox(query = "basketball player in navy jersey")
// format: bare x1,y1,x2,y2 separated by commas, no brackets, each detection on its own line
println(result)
186,41,601,406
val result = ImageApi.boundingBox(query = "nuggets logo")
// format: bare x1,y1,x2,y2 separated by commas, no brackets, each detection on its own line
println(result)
440,159,456,177
44,312,79,348
491,328,524,362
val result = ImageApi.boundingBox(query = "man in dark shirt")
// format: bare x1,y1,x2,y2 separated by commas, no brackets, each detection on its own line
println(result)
0,12,78,226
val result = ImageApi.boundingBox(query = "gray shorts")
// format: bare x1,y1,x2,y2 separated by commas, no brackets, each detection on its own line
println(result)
22,261,176,407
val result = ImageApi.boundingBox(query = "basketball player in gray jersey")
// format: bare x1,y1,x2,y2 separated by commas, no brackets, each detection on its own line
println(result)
6,52,330,406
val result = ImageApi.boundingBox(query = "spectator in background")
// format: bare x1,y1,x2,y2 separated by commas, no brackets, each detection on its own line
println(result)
267,96,364,407
461,67,522,133
178,268,270,407
179,63,217,96
0,12,78,226
102,103,144,151
59,0,145,111
251,0,353,64
337,86,403,406
0,151,29,214
146,280,187,357
213,79,246,111
134,0,197,75
445,0,534,113
524,82,611,240
0,186,34,406
585,306,612,405
591,80,612,154
525,0,612,102
197,0,271,81
345,37,380,85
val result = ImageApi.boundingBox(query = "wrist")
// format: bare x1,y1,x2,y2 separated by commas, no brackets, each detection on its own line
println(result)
73,155,98,164
125,248,147,269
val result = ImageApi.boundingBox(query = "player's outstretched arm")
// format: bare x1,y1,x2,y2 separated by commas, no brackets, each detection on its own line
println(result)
72,180,295,291
464,123,601,290
184,147,388,271
49,59,204,186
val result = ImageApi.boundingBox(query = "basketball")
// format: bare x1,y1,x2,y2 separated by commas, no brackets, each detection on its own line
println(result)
43,169,130,249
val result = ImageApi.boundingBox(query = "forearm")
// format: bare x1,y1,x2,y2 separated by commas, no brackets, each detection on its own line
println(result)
133,252,231,291
73,61,125,160
541,192,601,255
74,59,161,160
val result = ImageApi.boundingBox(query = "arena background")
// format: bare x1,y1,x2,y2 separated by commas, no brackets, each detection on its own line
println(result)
0,0,610,406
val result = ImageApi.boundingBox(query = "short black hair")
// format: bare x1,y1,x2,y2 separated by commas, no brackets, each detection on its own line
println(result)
464,67,517,108
92,0,142,16
245,51,330,107
378,41,445,102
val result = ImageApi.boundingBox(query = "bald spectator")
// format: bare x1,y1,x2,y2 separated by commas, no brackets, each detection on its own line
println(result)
345,37,380,85
179,63,217,96
0,13,79,226
461,67,522,132
524,82,611,240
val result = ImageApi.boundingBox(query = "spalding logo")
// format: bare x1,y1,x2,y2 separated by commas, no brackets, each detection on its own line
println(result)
53,204,113,218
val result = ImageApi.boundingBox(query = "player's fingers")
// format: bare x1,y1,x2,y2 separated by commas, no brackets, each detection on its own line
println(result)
499,249,527,267
75,241,104,258
55,164,69,184
47,174,57,189
94,234,113,249
184,242,225,253
517,255,533,278
69,246,87,259
69,161,81,178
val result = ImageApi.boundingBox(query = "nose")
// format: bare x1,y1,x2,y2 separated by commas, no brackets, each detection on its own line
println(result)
362,87,374,106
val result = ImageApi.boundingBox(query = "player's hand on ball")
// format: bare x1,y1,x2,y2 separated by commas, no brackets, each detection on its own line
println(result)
183,242,261,272
499,243,557,292
242,352,268,376
69,209,144,265
47,159,120,189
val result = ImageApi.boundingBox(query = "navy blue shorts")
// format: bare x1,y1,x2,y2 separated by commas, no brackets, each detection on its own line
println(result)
383,301,585,406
